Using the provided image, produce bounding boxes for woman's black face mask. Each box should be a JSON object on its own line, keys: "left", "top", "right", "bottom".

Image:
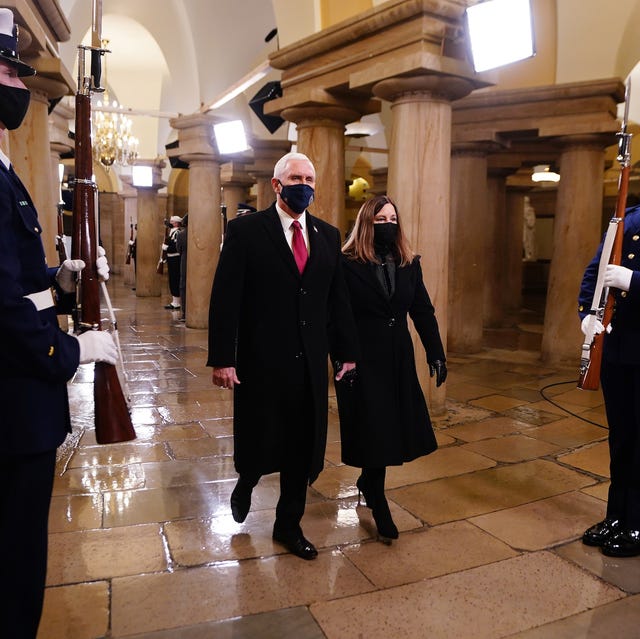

{"left": 373, "top": 222, "right": 398, "bottom": 247}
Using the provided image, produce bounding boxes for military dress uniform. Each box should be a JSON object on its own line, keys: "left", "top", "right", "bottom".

{"left": 579, "top": 204, "right": 640, "bottom": 548}
{"left": 0, "top": 155, "right": 80, "bottom": 637}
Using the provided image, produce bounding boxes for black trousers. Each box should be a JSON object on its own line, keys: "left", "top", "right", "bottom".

{"left": 167, "top": 254, "right": 181, "bottom": 297}
{"left": 601, "top": 359, "right": 640, "bottom": 529}
{"left": 242, "top": 364, "right": 314, "bottom": 536}
{"left": 0, "top": 449, "right": 56, "bottom": 639}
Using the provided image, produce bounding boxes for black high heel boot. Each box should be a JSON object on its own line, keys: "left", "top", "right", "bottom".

{"left": 361, "top": 468, "right": 398, "bottom": 544}
{"left": 356, "top": 474, "right": 375, "bottom": 509}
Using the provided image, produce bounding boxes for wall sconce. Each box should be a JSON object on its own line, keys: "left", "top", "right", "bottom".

{"left": 466, "top": 0, "right": 535, "bottom": 72}
{"left": 531, "top": 164, "right": 560, "bottom": 183}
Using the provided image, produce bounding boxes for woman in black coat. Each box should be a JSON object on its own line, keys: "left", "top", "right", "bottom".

{"left": 336, "top": 195, "right": 447, "bottom": 542}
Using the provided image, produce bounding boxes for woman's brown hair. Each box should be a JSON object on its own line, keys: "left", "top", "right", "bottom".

{"left": 342, "top": 195, "right": 414, "bottom": 266}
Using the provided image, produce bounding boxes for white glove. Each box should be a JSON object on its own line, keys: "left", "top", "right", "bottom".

{"left": 76, "top": 331, "right": 117, "bottom": 365}
{"left": 96, "top": 245, "right": 110, "bottom": 282}
{"left": 55, "top": 259, "right": 85, "bottom": 293}
{"left": 581, "top": 315, "right": 604, "bottom": 336}
{"left": 604, "top": 264, "right": 633, "bottom": 292}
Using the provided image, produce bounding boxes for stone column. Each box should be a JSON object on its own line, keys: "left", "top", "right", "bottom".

{"left": 541, "top": 135, "right": 611, "bottom": 364}
{"left": 249, "top": 138, "right": 291, "bottom": 210}
{"left": 504, "top": 188, "right": 530, "bottom": 315}
{"left": 374, "top": 76, "right": 475, "bottom": 414}
{"left": 281, "top": 105, "right": 360, "bottom": 233}
{"left": 182, "top": 156, "right": 221, "bottom": 328}
{"left": 133, "top": 161, "right": 166, "bottom": 298}
{"left": 11, "top": 89, "right": 57, "bottom": 262}
{"left": 369, "top": 167, "right": 388, "bottom": 196}
{"left": 221, "top": 161, "right": 254, "bottom": 219}
{"left": 170, "top": 113, "right": 222, "bottom": 329}
{"left": 484, "top": 168, "right": 512, "bottom": 328}
{"left": 448, "top": 142, "right": 491, "bottom": 352}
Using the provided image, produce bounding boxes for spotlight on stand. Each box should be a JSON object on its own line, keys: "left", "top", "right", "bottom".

{"left": 165, "top": 139, "right": 189, "bottom": 169}
{"left": 213, "top": 120, "right": 249, "bottom": 155}
{"left": 466, "top": 0, "right": 535, "bottom": 72}
{"left": 249, "top": 81, "right": 285, "bottom": 134}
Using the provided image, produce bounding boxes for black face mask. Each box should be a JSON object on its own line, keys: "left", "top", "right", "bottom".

{"left": 278, "top": 181, "right": 314, "bottom": 214}
{"left": 0, "top": 83, "right": 30, "bottom": 130}
{"left": 373, "top": 222, "right": 398, "bottom": 248}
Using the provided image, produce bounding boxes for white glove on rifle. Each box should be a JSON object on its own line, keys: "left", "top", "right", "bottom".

{"left": 75, "top": 331, "right": 117, "bottom": 365}
{"left": 55, "top": 259, "right": 85, "bottom": 293}
{"left": 604, "top": 264, "right": 633, "bottom": 292}
{"left": 581, "top": 315, "right": 612, "bottom": 336}
{"left": 96, "top": 245, "right": 110, "bottom": 281}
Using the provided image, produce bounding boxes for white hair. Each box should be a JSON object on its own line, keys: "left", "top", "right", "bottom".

{"left": 273, "top": 152, "right": 315, "bottom": 180}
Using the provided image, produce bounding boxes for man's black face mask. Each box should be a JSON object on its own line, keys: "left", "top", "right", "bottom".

{"left": 278, "top": 180, "right": 314, "bottom": 214}
{"left": 0, "top": 83, "right": 30, "bottom": 130}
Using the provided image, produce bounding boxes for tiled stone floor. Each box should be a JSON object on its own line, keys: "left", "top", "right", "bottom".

{"left": 35, "top": 281, "right": 640, "bottom": 638}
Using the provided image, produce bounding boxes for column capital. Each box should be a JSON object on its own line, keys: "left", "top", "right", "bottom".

{"left": 247, "top": 138, "right": 291, "bottom": 178}
{"left": 221, "top": 161, "right": 254, "bottom": 188}
{"left": 374, "top": 75, "right": 476, "bottom": 104}
{"left": 131, "top": 158, "right": 167, "bottom": 193}
{"left": 556, "top": 132, "right": 617, "bottom": 152}
{"left": 169, "top": 113, "right": 222, "bottom": 162}
{"left": 281, "top": 104, "right": 362, "bottom": 130}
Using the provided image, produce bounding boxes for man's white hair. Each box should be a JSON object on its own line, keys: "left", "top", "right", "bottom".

{"left": 273, "top": 152, "right": 315, "bottom": 180}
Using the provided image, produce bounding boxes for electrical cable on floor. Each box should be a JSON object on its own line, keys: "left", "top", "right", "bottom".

{"left": 539, "top": 380, "right": 606, "bottom": 428}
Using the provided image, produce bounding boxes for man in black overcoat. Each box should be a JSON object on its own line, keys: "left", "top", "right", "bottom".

{"left": 0, "top": 9, "right": 117, "bottom": 636}
{"left": 207, "top": 152, "right": 358, "bottom": 559}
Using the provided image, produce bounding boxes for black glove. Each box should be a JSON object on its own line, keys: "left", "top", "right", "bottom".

{"left": 429, "top": 359, "right": 447, "bottom": 387}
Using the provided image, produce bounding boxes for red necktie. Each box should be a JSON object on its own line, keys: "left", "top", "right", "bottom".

{"left": 291, "top": 220, "right": 308, "bottom": 274}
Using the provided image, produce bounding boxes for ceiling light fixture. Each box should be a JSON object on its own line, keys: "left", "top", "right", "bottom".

{"left": 531, "top": 164, "right": 560, "bottom": 183}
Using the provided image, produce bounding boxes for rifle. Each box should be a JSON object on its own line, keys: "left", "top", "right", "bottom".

{"left": 578, "top": 80, "right": 632, "bottom": 391}
{"left": 71, "top": 0, "right": 136, "bottom": 443}
{"left": 157, "top": 220, "right": 170, "bottom": 274}
{"left": 125, "top": 218, "right": 134, "bottom": 265}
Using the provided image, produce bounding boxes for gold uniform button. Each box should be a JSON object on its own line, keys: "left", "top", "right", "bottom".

{"left": 578, "top": 305, "right": 584, "bottom": 312}
{"left": 634, "top": 235, "right": 639, "bottom": 241}
{"left": 621, "top": 291, "right": 628, "bottom": 298}
{"left": 48, "top": 346, "right": 54, "bottom": 357}
{"left": 629, "top": 253, "right": 635, "bottom": 259}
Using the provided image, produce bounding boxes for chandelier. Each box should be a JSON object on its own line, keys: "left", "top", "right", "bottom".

{"left": 93, "top": 96, "right": 139, "bottom": 169}
{"left": 91, "top": 39, "right": 139, "bottom": 170}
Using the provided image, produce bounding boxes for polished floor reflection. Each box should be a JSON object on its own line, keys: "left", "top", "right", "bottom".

{"left": 37, "top": 281, "right": 640, "bottom": 638}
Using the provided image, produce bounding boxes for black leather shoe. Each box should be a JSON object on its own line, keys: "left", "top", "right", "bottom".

{"left": 582, "top": 518, "right": 621, "bottom": 547}
{"left": 602, "top": 529, "right": 640, "bottom": 557}
{"left": 230, "top": 480, "right": 253, "bottom": 523}
{"left": 272, "top": 531, "right": 318, "bottom": 560}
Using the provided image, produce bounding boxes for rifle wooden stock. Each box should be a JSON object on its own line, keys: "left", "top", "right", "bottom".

{"left": 72, "top": 86, "right": 135, "bottom": 444}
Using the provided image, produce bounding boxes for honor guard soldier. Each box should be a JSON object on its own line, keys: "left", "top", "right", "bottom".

{"left": 0, "top": 9, "right": 117, "bottom": 637}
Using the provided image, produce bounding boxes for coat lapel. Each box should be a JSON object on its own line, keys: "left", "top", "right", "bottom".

{"left": 261, "top": 205, "right": 301, "bottom": 278}
{"left": 344, "top": 258, "right": 391, "bottom": 305}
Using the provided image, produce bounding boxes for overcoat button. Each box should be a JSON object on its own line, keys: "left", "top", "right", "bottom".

{"left": 633, "top": 235, "right": 639, "bottom": 241}
{"left": 628, "top": 253, "right": 635, "bottom": 259}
